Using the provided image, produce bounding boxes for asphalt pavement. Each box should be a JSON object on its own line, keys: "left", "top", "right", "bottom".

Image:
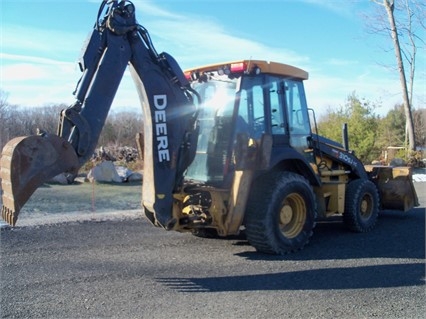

{"left": 0, "top": 181, "right": 425, "bottom": 319}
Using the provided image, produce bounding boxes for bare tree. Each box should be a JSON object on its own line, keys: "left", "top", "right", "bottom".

{"left": 413, "top": 108, "right": 426, "bottom": 147}
{"left": 0, "top": 90, "right": 10, "bottom": 150}
{"left": 370, "top": 0, "right": 424, "bottom": 151}
{"left": 1, "top": 100, "right": 143, "bottom": 151}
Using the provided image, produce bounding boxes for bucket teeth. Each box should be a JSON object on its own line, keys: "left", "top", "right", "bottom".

{"left": 1, "top": 205, "right": 17, "bottom": 226}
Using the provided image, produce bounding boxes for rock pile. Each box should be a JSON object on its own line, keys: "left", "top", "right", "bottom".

{"left": 93, "top": 146, "right": 140, "bottom": 163}
{"left": 50, "top": 146, "right": 143, "bottom": 184}
{"left": 86, "top": 161, "right": 142, "bottom": 183}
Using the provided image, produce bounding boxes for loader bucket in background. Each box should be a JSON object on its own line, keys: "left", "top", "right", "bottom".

{"left": 365, "top": 165, "right": 419, "bottom": 212}
{"left": 1, "top": 134, "right": 79, "bottom": 226}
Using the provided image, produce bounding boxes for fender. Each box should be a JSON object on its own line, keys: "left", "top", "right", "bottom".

{"left": 269, "top": 146, "right": 321, "bottom": 186}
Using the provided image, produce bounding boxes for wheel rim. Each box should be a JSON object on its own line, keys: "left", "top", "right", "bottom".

{"left": 360, "top": 193, "right": 373, "bottom": 220}
{"left": 279, "top": 193, "right": 306, "bottom": 238}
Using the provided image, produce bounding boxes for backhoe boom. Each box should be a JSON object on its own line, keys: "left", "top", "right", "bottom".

{"left": 0, "top": 0, "right": 199, "bottom": 227}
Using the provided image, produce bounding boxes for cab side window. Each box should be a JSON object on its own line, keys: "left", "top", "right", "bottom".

{"left": 238, "top": 76, "right": 266, "bottom": 138}
{"left": 285, "top": 80, "right": 310, "bottom": 135}
{"left": 251, "top": 85, "right": 265, "bottom": 137}
{"left": 269, "top": 80, "right": 285, "bottom": 134}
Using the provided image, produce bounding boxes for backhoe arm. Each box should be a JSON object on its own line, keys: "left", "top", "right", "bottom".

{"left": 1, "top": 0, "right": 199, "bottom": 226}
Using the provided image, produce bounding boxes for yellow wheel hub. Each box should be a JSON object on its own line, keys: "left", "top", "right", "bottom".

{"left": 360, "top": 194, "right": 373, "bottom": 219}
{"left": 280, "top": 205, "right": 293, "bottom": 225}
{"left": 279, "top": 193, "right": 306, "bottom": 238}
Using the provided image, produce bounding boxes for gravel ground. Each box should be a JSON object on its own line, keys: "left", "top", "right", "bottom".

{"left": 1, "top": 191, "right": 424, "bottom": 319}
{"left": 0, "top": 180, "right": 143, "bottom": 228}
{"left": 1, "top": 169, "right": 425, "bottom": 228}
{"left": 0, "top": 173, "right": 425, "bottom": 319}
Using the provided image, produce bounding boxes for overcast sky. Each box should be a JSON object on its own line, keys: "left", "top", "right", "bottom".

{"left": 1, "top": 0, "right": 425, "bottom": 117}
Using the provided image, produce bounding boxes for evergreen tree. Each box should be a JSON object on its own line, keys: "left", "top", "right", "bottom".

{"left": 318, "top": 93, "right": 381, "bottom": 164}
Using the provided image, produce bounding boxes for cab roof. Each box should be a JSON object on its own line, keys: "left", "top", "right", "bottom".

{"left": 185, "top": 60, "right": 308, "bottom": 80}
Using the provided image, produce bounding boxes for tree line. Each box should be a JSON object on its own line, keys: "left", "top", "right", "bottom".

{"left": 0, "top": 92, "right": 143, "bottom": 156}
{"left": 1, "top": 91, "right": 425, "bottom": 166}
{"left": 316, "top": 92, "right": 425, "bottom": 164}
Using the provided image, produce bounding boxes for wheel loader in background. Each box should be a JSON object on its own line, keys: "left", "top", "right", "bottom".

{"left": 0, "top": 0, "right": 419, "bottom": 255}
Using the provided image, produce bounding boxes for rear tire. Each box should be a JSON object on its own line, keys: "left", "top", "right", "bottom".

{"left": 343, "top": 179, "right": 379, "bottom": 232}
{"left": 244, "top": 172, "right": 317, "bottom": 255}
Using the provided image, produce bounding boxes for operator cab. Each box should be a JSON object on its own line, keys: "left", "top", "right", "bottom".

{"left": 184, "top": 60, "right": 311, "bottom": 186}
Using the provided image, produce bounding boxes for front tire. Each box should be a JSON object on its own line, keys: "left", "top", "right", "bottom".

{"left": 343, "top": 179, "right": 379, "bottom": 233}
{"left": 244, "top": 172, "right": 317, "bottom": 255}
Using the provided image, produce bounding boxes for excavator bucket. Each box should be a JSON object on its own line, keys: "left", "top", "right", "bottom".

{"left": 1, "top": 134, "right": 79, "bottom": 226}
{"left": 365, "top": 165, "right": 419, "bottom": 212}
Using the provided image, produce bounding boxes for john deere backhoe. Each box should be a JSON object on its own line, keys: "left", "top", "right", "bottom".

{"left": 1, "top": 0, "right": 418, "bottom": 254}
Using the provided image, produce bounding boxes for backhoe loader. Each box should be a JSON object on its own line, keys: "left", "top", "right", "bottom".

{"left": 1, "top": 0, "right": 418, "bottom": 254}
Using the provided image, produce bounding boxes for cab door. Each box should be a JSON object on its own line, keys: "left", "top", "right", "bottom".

{"left": 283, "top": 79, "right": 312, "bottom": 154}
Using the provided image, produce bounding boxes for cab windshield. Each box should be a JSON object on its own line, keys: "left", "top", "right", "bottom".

{"left": 185, "top": 72, "right": 238, "bottom": 184}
